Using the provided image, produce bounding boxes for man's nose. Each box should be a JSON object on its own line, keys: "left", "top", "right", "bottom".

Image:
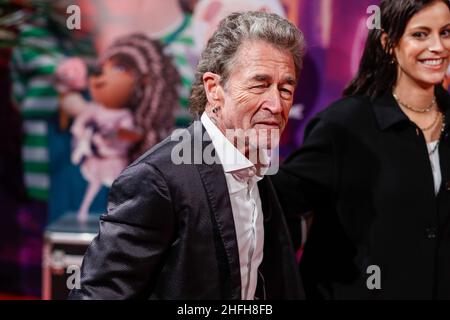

{"left": 264, "top": 86, "right": 283, "bottom": 114}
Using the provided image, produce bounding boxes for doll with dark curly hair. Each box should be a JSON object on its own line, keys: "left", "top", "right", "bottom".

{"left": 56, "top": 34, "right": 180, "bottom": 222}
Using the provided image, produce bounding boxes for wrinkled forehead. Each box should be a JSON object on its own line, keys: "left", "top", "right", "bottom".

{"left": 228, "top": 40, "right": 296, "bottom": 79}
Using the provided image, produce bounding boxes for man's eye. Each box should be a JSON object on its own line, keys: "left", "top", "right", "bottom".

{"left": 280, "top": 91, "right": 293, "bottom": 100}
{"left": 280, "top": 88, "right": 292, "bottom": 96}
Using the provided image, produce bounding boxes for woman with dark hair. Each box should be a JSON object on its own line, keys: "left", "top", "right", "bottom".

{"left": 272, "top": 0, "right": 450, "bottom": 299}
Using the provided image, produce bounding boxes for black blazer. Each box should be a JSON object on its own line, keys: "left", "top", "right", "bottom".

{"left": 272, "top": 86, "right": 450, "bottom": 299}
{"left": 69, "top": 124, "right": 304, "bottom": 300}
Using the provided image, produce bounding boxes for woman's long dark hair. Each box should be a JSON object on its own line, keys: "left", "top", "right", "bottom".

{"left": 344, "top": 0, "right": 450, "bottom": 99}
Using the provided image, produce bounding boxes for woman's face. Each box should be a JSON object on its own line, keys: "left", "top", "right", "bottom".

{"left": 394, "top": 1, "right": 450, "bottom": 88}
{"left": 89, "top": 58, "right": 136, "bottom": 109}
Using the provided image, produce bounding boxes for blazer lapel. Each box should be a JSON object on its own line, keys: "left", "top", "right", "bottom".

{"left": 436, "top": 86, "right": 450, "bottom": 228}
{"left": 258, "top": 177, "right": 305, "bottom": 299}
{"left": 195, "top": 125, "right": 241, "bottom": 299}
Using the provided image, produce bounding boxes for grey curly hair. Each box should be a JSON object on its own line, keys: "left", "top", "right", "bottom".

{"left": 189, "top": 11, "right": 306, "bottom": 116}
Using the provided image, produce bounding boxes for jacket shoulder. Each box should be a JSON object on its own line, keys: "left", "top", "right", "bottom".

{"left": 315, "top": 95, "right": 373, "bottom": 126}
{"left": 130, "top": 125, "right": 199, "bottom": 171}
{"left": 117, "top": 124, "right": 204, "bottom": 195}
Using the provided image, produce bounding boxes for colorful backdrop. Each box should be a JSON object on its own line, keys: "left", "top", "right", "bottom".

{"left": 0, "top": 0, "right": 383, "bottom": 297}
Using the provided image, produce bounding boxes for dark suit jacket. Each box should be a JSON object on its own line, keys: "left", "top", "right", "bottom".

{"left": 69, "top": 124, "right": 304, "bottom": 300}
{"left": 272, "top": 86, "right": 450, "bottom": 299}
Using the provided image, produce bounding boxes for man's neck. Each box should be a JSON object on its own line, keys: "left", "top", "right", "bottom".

{"left": 202, "top": 112, "right": 271, "bottom": 172}
{"left": 214, "top": 123, "right": 270, "bottom": 170}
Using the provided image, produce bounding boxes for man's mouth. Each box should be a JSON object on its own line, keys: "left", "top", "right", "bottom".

{"left": 255, "top": 120, "right": 280, "bottom": 127}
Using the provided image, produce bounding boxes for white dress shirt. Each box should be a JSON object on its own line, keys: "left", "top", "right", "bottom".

{"left": 201, "top": 113, "right": 268, "bottom": 300}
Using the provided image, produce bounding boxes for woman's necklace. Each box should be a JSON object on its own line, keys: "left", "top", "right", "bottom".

{"left": 393, "top": 93, "right": 436, "bottom": 113}
{"left": 393, "top": 92, "right": 441, "bottom": 131}
{"left": 420, "top": 111, "right": 441, "bottom": 132}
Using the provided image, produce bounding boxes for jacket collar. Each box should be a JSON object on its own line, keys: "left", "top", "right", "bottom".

{"left": 371, "top": 85, "right": 450, "bottom": 131}
{"left": 200, "top": 112, "right": 254, "bottom": 173}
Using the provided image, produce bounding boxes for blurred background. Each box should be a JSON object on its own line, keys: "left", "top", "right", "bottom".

{"left": 2, "top": 0, "right": 444, "bottom": 299}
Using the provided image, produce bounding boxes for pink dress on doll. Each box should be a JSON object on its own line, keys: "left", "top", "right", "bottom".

{"left": 71, "top": 102, "right": 135, "bottom": 187}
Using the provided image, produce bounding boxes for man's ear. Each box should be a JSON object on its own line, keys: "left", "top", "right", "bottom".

{"left": 203, "top": 72, "right": 223, "bottom": 109}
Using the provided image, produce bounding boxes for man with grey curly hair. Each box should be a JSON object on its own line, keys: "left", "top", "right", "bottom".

{"left": 70, "top": 11, "right": 305, "bottom": 300}
{"left": 190, "top": 11, "right": 305, "bottom": 116}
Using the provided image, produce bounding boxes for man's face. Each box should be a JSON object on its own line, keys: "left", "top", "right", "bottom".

{"left": 214, "top": 40, "right": 296, "bottom": 150}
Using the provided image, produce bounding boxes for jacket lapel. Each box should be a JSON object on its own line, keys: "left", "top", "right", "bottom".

{"left": 436, "top": 85, "right": 450, "bottom": 187}
{"left": 436, "top": 86, "right": 450, "bottom": 228}
{"left": 194, "top": 125, "right": 241, "bottom": 299}
{"left": 258, "top": 177, "right": 305, "bottom": 299}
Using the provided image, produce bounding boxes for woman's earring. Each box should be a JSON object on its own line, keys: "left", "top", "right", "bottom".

{"left": 390, "top": 55, "right": 396, "bottom": 65}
